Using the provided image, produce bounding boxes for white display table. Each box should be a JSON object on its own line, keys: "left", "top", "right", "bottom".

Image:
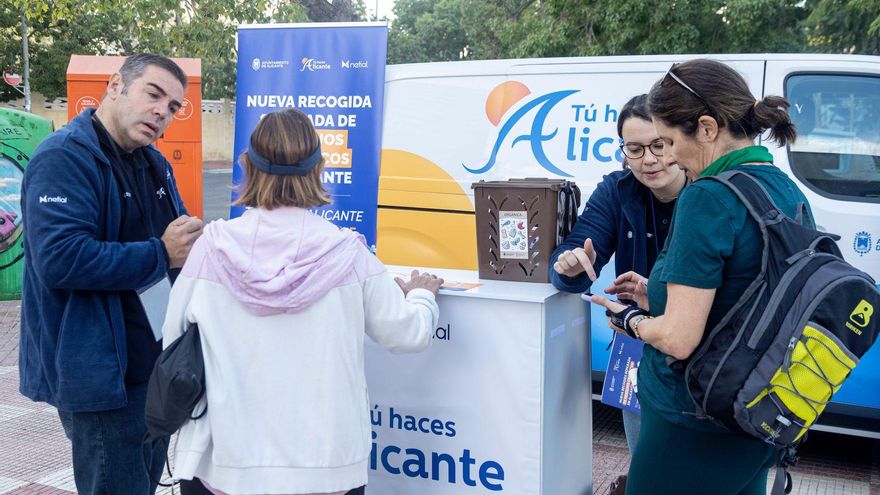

{"left": 364, "top": 266, "right": 591, "bottom": 495}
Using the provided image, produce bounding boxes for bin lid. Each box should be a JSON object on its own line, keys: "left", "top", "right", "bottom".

{"left": 471, "top": 178, "right": 567, "bottom": 190}
{"left": 66, "top": 55, "right": 201, "bottom": 83}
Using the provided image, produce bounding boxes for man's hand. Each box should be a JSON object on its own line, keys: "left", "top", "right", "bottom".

{"left": 161, "top": 215, "right": 203, "bottom": 268}
{"left": 395, "top": 269, "right": 444, "bottom": 296}
{"left": 553, "top": 238, "right": 598, "bottom": 280}
{"left": 605, "top": 271, "right": 650, "bottom": 310}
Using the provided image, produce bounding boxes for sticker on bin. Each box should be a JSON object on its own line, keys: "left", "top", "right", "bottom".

{"left": 500, "top": 211, "right": 529, "bottom": 259}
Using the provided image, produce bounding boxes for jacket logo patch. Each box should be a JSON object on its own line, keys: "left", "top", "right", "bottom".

{"left": 156, "top": 187, "right": 166, "bottom": 199}
{"left": 39, "top": 195, "right": 67, "bottom": 204}
{"left": 124, "top": 191, "right": 132, "bottom": 198}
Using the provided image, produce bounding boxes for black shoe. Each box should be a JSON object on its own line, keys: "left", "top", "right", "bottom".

{"left": 609, "top": 474, "right": 627, "bottom": 495}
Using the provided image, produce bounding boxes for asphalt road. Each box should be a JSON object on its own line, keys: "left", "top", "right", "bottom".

{"left": 202, "top": 168, "right": 233, "bottom": 223}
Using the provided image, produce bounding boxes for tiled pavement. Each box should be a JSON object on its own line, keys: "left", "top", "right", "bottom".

{"left": 0, "top": 301, "right": 176, "bottom": 495}
{"left": 2, "top": 299, "right": 879, "bottom": 494}
{"left": 592, "top": 400, "right": 880, "bottom": 494}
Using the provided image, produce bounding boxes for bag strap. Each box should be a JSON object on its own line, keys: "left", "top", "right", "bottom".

{"left": 794, "top": 202, "right": 815, "bottom": 230}
{"left": 770, "top": 446, "right": 799, "bottom": 495}
{"left": 559, "top": 181, "right": 580, "bottom": 240}
{"left": 770, "top": 464, "right": 792, "bottom": 495}
{"left": 565, "top": 181, "right": 578, "bottom": 237}
{"left": 699, "top": 170, "right": 783, "bottom": 228}
{"left": 143, "top": 434, "right": 178, "bottom": 488}
{"left": 704, "top": 170, "right": 820, "bottom": 232}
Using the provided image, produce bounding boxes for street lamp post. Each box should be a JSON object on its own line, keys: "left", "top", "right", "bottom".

{"left": 21, "top": 14, "right": 31, "bottom": 113}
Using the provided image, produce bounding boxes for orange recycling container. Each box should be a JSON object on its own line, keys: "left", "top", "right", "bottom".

{"left": 66, "top": 55, "right": 203, "bottom": 218}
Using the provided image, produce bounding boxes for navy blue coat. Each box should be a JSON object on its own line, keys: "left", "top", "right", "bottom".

{"left": 19, "top": 109, "right": 187, "bottom": 412}
{"left": 550, "top": 170, "right": 662, "bottom": 293}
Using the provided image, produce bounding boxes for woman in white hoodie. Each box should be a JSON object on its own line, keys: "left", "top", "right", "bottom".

{"left": 162, "top": 108, "right": 442, "bottom": 495}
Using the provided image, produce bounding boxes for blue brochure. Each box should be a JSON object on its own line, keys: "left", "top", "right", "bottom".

{"left": 601, "top": 333, "right": 644, "bottom": 414}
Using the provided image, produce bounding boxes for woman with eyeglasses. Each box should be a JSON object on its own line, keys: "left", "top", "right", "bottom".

{"left": 550, "top": 94, "right": 686, "bottom": 487}
{"left": 590, "top": 59, "right": 804, "bottom": 494}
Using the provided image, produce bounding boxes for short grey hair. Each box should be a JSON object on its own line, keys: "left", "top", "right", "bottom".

{"left": 119, "top": 53, "right": 187, "bottom": 93}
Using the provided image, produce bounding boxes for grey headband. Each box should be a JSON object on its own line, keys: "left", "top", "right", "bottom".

{"left": 247, "top": 145, "right": 323, "bottom": 176}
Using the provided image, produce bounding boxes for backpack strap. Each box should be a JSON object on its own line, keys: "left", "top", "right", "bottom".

{"left": 700, "top": 170, "right": 785, "bottom": 228}
{"left": 770, "top": 446, "right": 799, "bottom": 495}
{"left": 794, "top": 202, "right": 815, "bottom": 230}
{"left": 770, "top": 464, "right": 793, "bottom": 495}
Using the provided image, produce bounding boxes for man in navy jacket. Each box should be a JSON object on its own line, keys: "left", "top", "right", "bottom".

{"left": 19, "top": 54, "right": 203, "bottom": 495}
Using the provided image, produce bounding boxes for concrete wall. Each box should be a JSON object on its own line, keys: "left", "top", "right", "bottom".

{"left": 200, "top": 99, "right": 235, "bottom": 162}
{"left": 2, "top": 94, "right": 236, "bottom": 162}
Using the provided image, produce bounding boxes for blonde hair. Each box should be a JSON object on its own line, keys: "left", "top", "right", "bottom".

{"left": 234, "top": 109, "right": 331, "bottom": 210}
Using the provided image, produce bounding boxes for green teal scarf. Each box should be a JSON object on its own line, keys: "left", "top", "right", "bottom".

{"left": 699, "top": 145, "right": 773, "bottom": 178}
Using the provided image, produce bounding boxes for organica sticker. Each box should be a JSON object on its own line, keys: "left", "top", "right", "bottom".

{"left": 499, "top": 211, "right": 528, "bottom": 259}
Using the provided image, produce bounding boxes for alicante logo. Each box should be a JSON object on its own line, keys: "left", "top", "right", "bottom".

{"left": 854, "top": 231, "right": 872, "bottom": 256}
{"left": 464, "top": 81, "right": 578, "bottom": 177}
{"left": 846, "top": 299, "right": 874, "bottom": 335}
{"left": 300, "top": 57, "right": 331, "bottom": 72}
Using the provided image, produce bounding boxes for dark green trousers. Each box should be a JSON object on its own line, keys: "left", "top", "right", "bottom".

{"left": 626, "top": 403, "right": 777, "bottom": 495}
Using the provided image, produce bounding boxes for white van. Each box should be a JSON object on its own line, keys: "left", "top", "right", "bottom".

{"left": 376, "top": 53, "right": 880, "bottom": 435}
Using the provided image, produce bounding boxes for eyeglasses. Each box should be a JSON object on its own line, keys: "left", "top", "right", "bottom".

{"left": 664, "top": 63, "right": 712, "bottom": 113}
{"left": 619, "top": 140, "right": 665, "bottom": 159}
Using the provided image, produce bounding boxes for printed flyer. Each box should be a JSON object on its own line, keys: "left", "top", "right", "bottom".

{"left": 601, "top": 333, "right": 643, "bottom": 414}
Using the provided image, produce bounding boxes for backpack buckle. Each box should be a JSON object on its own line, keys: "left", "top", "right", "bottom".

{"left": 780, "top": 446, "right": 800, "bottom": 468}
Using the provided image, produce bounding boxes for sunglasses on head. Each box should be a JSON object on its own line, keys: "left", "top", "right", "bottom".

{"left": 664, "top": 63, "right": 712, "bottom": 114}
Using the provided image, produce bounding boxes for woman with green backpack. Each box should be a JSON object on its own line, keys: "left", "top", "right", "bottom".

{"left": 591, "top": 58, "right": 807, "bottom": 494}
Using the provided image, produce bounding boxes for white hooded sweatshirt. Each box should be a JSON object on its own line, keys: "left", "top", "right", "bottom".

{"left": 162, "top": 207, "right": 439, "bottom": 495}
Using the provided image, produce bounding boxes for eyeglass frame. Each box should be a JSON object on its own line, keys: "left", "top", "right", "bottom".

{"left": 663, "top": 63, "right": 713, "bottom": 114}
{"left": 618, "top": 140, "right": 665, "bottom": 160}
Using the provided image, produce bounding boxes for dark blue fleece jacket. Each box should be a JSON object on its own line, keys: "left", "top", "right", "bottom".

{"left": 19, "top": 109, "right": 186, "bottom": 412}
{"left": 550, "top": 169, "right": 661, "bottom": 293}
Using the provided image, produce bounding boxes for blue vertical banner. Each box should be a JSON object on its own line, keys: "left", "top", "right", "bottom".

{"left": 232, "top": 22, "right": 388, "bottom": 249}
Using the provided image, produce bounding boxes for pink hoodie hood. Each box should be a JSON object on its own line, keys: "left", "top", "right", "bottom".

{"left": 184, "top": 207, "right": 385, "bottom": 316}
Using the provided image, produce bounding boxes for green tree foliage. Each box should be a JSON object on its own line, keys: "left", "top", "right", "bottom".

{"left": 2, "top": 0, "right": 366, "bottom": 101}
{"left": 0, "top": 4, "right": 24, "bottom": 102}
{"left": 721, "top": 0, "right": 810, "bottom": 53}
{"left": 2, "top": 0, "right": 878, "bottom": 102}
{"left": 807, "top": 0, "right": 880, "bottom": 54}
{"left": 388, "top": 0, "right": 878, "bottom": 64}
{"left": 299, "top": 0, "right": 366, "bottom": 22}
{"left": 388, "top": 0, "right": 548, "bottom": 63}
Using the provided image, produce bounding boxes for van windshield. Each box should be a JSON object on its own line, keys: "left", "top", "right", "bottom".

{"left": 786, "top": 74, "right": 880, "bottom": 203}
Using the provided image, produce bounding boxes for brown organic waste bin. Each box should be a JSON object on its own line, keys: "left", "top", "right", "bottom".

{"left": 472, "top": 178, "right": 580, "bottom": 282}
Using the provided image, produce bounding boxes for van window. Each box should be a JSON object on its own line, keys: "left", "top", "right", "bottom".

{"left": 786, "top": 74, "right": 880, "bottom": 203}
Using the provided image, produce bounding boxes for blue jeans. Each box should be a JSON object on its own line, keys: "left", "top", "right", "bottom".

{"left": 58, "top": 382, "right": 168, "bottom": 495}
{"left": 622, "top": 409, "right": 641, "bottom": 454}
